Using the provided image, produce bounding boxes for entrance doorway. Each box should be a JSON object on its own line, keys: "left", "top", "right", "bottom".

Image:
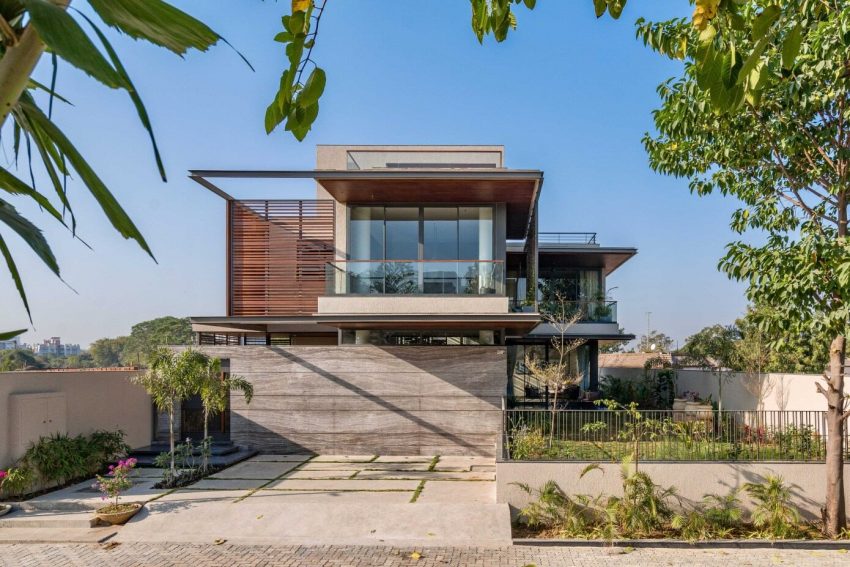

{"left": 181, "top": 394, "right": 230, "bottom": 443}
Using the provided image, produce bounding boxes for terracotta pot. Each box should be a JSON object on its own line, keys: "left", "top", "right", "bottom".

{"left": 0, "top": 504, "right": 12, "bottom": 517}
{"left": 672, "top": 398, "right": 687, "bottom": 412}
{"left": 94, "top": 502, "right": 142, "bottom": 525}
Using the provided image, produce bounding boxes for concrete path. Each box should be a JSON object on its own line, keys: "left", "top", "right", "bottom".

{"left": 3, "top": 542, "right": 849, "bottom": 567}
{"left": 116, "top": 454, "right": 511, "bottom": 547}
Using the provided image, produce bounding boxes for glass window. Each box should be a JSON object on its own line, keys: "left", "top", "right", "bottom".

{"left": 385, "top": 207, "right": 419, "bottom": 260}
{"left": 424, "top": 207, "right": 458, "bottom": 260}
{"left": 459, "top": 207, "right": 493, "bottom": 260}
{"left": 350, "top": 207, "right": 384, "bottom": 261}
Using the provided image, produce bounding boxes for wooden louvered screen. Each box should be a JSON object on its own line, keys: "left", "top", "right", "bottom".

{"left": 229, "top": 200, "right": 335, "bottom": 316}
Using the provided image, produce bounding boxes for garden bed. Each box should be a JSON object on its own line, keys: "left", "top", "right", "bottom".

{"left": 152, "top": 465, "right": 225, "bottom": 490}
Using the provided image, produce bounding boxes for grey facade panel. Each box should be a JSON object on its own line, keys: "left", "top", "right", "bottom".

{"left": 193, "top": 345, "right": 505, "bottom": 456}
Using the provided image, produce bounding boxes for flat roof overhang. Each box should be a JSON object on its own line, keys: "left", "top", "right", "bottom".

{"left": 537, "top": 247, "right": 637, "bottom": 276}
{"left": 191, "top": 313, "right": 542, "bottom": 335}
{"left": 188, "top": 169, "right": 543, "bottom": 240}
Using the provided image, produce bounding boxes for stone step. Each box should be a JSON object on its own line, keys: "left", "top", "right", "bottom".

{"left": 0, "top": 509, "right": 98, "bottom": 529}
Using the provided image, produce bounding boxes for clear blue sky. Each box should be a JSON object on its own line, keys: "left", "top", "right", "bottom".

{"left": 2, "top": 1, "right": 747, "bottom": 348}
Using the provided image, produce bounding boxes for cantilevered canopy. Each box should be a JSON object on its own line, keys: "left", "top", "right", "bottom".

{"left": 191, "top": 313, "right": 541, "bottom": 336}
{"left": 189, "top": 169, "right": 543, "bottom": 240}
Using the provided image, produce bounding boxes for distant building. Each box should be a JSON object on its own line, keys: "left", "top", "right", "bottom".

{"left": 34, "top": 337, "right": 81, "bottom": 357}
{"left": 0, "top": 338, "right": 20, "bottom": 350}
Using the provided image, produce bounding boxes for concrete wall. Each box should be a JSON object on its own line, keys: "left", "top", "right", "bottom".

{"left": 193, "top": 345, "right": 506, "bottom": 456}
{"left": 497, "top": 460, "right": 848, "bottom": 519}
{"left": 599, "top": 367, "right": 825, "bottom": 411}
{"left": 0, "top": 369, "right": 151, "bottom": 468}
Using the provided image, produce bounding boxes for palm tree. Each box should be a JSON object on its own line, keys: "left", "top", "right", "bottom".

{"left": 196, "top": 357, "right": 253, "bottom": 471}
{"left": 131, "top": 347, "right": 206, "bottom": 477}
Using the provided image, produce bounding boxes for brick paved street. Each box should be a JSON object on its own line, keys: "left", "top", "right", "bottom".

{"left": 2, "top": 542, "right": 849, "bottom": 566}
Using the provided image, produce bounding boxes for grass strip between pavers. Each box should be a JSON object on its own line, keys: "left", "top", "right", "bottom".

{"left": 427, "top": 455, "right": 440, "bottom": 472}
{"left": 409, "top": 481, "right": 426, "bottom": 503}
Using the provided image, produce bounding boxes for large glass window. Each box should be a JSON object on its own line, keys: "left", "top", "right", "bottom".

{"left": 349, "top": 207, "right": 384, "bottom": 260}
{"left": 385, "top": 207, "right": 419, "bottom": 260}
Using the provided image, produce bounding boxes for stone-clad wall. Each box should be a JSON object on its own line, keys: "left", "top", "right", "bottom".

{"left": 193, "top": 346, "right": 506, "bottom": 456}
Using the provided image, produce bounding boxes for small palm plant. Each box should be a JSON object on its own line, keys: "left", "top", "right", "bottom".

{"left": 745, "top": 475, "right": 802, "bottom": 539}
{"left": 132, "top": 348, "right": 207, "bottom": 478}
{"left": 197, "top": 357, "right": 253, "bottom": 471}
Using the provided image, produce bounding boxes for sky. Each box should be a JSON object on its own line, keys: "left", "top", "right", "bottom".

{"left": 1, "top": 1, "right": 749, "bottom": 349}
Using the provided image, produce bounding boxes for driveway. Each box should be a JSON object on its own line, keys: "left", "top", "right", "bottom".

{"left": 115, "top": 454, "right": 511, "bottom": 547}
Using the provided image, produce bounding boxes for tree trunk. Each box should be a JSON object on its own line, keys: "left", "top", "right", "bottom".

{"left": 824, "top": 335, "right": 847, "bottom": 536}
{"left": 0, "top": 1, "right": 71, "bottom": 128}
{"left": 168, "top": 400, "right": 176, "bottom": 477}
{"left": 202, "top": 406, "right": 209, "bottom": 472}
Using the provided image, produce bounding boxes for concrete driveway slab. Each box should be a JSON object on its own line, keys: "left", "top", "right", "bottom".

{"left": 415, "top": 480, "right": 496, "bottom": 504}
{"left": 249, "top": 454, "right": 313, "bottom": 462}
{"left": 186, "top": 478, "right": 268, "bottom": 491}
{"left": 373, "top": 455, "right": 434, "bottom": 463}
{"left": 433, "top": 456, "right": 495, "bottom": 472}
{"left": 264, "top": 479, "right": 420, "bottom": 491}
{"left": 311, "top": 455, "right": 376, "bottom": 463}
{"left": 283, "top": 469, "right": 358, "bottom": 480}
{"left": 298, "top": 462, "right": 366, "bottom": 471}
{"left": 249, "top": 490, "right": 414, "bottom": 504}
{"left": 209, "top": 461, "right": 301, "bottom": 480}
{"left": 354, "top": 470, "right": 495, "bottom": 481}
{"left": 155, "top": 489, "right": 251, "bottom": 503}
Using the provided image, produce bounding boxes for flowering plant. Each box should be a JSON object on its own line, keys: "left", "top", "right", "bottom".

{"left": 0, "top": 467, "right": 33, "bottom": 499}
{"left": 93, "top": 458, "right": 137, "bottom": 507}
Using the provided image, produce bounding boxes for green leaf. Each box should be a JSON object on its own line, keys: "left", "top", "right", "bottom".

{"left": 77, "top": 11, "right": 166, "bottom": 182}
{"left": 298, "top": 68, "right": 326, "bottom": 107}
{"left": 737, "top": 35, "right": 770, "bottom": 86}
{"left": 0, "top": 197, "right": 59, "bottom": 277}
{"left": 782, "top": 24, "right": 802, "bottom": 70}
{"left": 0, "top": 166, "right": 64, "bottom": 223}
{"left": 17, "top": 95, "right": 154, "bottom": 260}
{"left": 0, "top": 329, "right": 26, "bottom": 341}
{"left": 523, "top": 0, "right": 536, "bottom": 8}
{"left": 21, "top": 0, "right": 125, "bottom": 89}
{"left": 0, "top": 234, "right": 32, "bottom": 322}
{"left": 593, "top": 0, "right": 607, "bottom": 18}
{"left": 607, "top": 0, "right": 625, "bottom": 19}
{"left": 752, "top": 5, "right": 780, "bottom": 42}
{"left": 87, "top": 0, "right": 218, "bottom": 55}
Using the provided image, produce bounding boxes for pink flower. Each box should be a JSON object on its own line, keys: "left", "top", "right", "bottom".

{"left": 0, "top": 470, "right": 7, "bottom": 480}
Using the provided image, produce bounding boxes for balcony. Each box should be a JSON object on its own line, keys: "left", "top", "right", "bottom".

{"left": 538, "top": 232, "right": 597, "bottom": 245}
{"left": 325, "top": 260, "right": 505, "bottom": 296}
{"left": 537, "top": 299, "right": 618, "bottom": 323}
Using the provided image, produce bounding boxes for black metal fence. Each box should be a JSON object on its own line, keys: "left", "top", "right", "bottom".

{"left": 502, "top": 409, "right": 845, "bottom": 462}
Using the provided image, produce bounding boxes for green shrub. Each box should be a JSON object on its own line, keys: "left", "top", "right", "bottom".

{"left": 672, "top": 490, "right": 742, "bottom": 541}
{"left": 510, "top": 427, "right": 548, "bottom": 460}
{"left": 745, "top": 475, "right": 803, "bottom": 539}
{"left": 0, "top": 466, "right": 34, "bottom": 499}
{"left": 21, "top": 430, "right": 129, "bottom": 486}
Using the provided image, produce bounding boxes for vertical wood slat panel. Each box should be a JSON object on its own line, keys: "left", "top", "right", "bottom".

{"left": 230, "top": 200, "right": 335, "bottom": 316}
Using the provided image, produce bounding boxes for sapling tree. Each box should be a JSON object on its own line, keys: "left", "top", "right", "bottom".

{"left": 131, "top": 347, "right": 206, "bottom": 478}
{"left": 524, "top": 295, "right": 585, "bottom": 446}
{"left": 641, "top": 3, "right": 850, "bottom": 535}
{"left": 196, "top": 356, "right": 253, "bottom": 471}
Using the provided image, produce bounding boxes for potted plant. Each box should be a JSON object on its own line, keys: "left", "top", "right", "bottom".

{"left": 92, "top": 458, "right": 142, "bottom": 525}
{"left": 0, "top": 466, "right": 33, "bottom": 515}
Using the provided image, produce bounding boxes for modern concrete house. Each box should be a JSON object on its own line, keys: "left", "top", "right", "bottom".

{"left": 188, "top": 145, "right": 635, "bottom": 456}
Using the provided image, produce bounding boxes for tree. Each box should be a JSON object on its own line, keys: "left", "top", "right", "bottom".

{"left": 600, "top": 329, "right": 630, "bottom": 353}
{"left": 524, "top": 295, "right": 585, "bottom": 446}
{"left": 131, "top": 347, "right": 206, "bottom": 477}
{"left": 0, "top": 348, "right": 44, "bottom": 371}
{"left": 635, "top": 331, "right": 675, "bottom": 354}
{"left": 121, "top": 316, "right": 192, "bottom": 366}
{"left": 89, "top": 336, "right": 130, "bottom": 367}
{"left": 681, "top": 324, "right": 741, "bottom": 411}
{"left": 196, "top": 356, "right": 253, "bottom": 471}
{"left": 641, "top": 3, "right": 850, "bottom": 535}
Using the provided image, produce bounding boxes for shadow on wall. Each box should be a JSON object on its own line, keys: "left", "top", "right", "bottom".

{"left": 195, "top": 345, "right": 506, "bottom": 457}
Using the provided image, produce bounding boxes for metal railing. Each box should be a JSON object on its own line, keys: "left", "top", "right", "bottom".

{"left": 325, "top": 260, "right": 505, "bottom": 296}
{"left": 538, "top": 232, "right": 598, "bottom": 245}
{"left": 538, "top": 299, "right": 617, "bottom": 323}
{"left": 503, "top": 409, "right": 843, "bottom": 462}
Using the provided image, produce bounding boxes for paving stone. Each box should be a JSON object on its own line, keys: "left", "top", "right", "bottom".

{"left": 354, "top": 470, "right": 495, "bottom": 481}
{"left": 282, "top": 469, "right": 358, "bottom": 480}
{"left": 263, "top": 479, "right": 420, "bottom": 491}
{"left": 311, "top": 455, "right": 377, "bottom": 463}
{"left": 415, "top": 480, "right": 496, "bottom": 504}
{"left": 249, "top": 454, "right": 313, "bottom": 462}
{"left": 185, "top": 478, "right": 268, "bottom": 490}
{"left": 248, "top": 490, "right": 414, "bottom": 504}
{"left": 209, "top": 461, "right": 301, "bottom": 480}
{"left": 298, "top": 462, "right": 366, "bottom": 471}
{"left": 373, "top": 455, "right": 435, "bottom": 463}
{"left": 360, "top": 462, "right": 433, "bottom": 472}
{"left": 432, "top": 456, "right": 495, "bottom": 472}
{"left": 154, "top": 489, "right": 251, "bottom": 503}
{"left": 1, "top": 543, "right": 845, "bottom": 566}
